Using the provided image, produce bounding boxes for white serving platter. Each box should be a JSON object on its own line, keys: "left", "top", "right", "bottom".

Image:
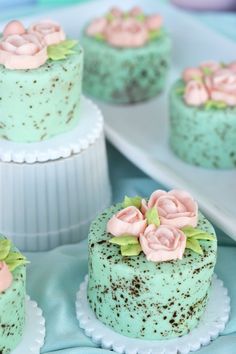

{"left": 1, "top": 0, "right": 236, "bottom": 240}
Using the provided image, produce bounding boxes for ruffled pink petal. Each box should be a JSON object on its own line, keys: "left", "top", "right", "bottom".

{"left": 3, "top": 20, "right": 25, "bottom": 37}
{"left": 211, "top": 90, "right": 236, "bottom": 106}
{"left": 182, "top": 67, "right": 203, "bottom": 82}
{"left": 145, "top": 15, "right": 163, "bottom": 31}
{"left": 0, "top": 46, "right": 48, "bottom": 70}
{"left": 0, "top": 261, "right": 13, "bottom": 293}
{"left": 15, "top": 42, "right": 38, "bottom": 55}
{"left": 107, "top": 215, "right": 147, "bottom": 236}
{"left": 129, "top": 6, "right": 143, "bottom": 16}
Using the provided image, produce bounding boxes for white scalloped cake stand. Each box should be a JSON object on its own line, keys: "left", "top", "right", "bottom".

{"left": 13, "top": 295, "right": 45, "bottom": 354}
{"left": 76, "top": 275, "right": 230, "bottom": 354}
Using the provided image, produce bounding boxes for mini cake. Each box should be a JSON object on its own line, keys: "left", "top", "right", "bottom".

{"left": 87, "top": 189, "right": 217, "bottom": 340}
{"left": 81, "top": 6, "right": 171, "bottom": 104}
{"left": 169, "top": 61, "right": 236, "bottom": 169}
{"left": 0, "top": 236, "right": 28, "bottom": 353}
{"left": 0, "top": 19, "right": 83, "bottom": 143}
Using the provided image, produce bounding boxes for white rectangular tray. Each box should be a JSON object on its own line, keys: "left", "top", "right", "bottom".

{"left": 4, "top": 0, "right": 236, "bottom": 240}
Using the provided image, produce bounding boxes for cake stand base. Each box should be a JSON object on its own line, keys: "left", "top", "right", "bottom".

{"left": 13, "top": 295, "right": 45, "bottom": 354}
{"left": 76, "top": 274, "right": 230, "bottom": 354}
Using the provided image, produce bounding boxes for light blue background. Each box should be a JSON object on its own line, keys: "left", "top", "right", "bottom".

{"left": 0, "top": 1, "right": 236, "bottom": 353}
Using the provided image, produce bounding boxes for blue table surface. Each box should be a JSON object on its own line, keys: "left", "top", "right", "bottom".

{"left": 1, "top": 1, "right": 236, "bottom": 353}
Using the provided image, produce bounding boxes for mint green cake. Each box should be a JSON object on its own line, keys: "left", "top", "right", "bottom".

{"left": 87, "top": 190, "right": 217, "bottom": 340}
{"left": 0, "top": 237, "right": 27, "bottom": 353}
{"left": 169, "top": 61, "right": 236, "bottom": 169}
{"left": 81, "top": 7, "right": 171, "bottom": 104}
{"left": 0, "top": 20, "right": 83, "bottom": 143}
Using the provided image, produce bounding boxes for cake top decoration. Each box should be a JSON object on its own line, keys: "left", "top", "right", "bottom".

{"left": 178, "top": 60, "right": 236, "bottom": 108}
{"left": 107, "top": 189, "right": 215, "bottom": 262}
{"left": 86, "top": 6, "right": 164, "bottom": 48}
{"left": 0, "top": 19, "right": 77, "bottom": 70}
{"left": 0, "top": 238, "right": 28, "bottom": 293}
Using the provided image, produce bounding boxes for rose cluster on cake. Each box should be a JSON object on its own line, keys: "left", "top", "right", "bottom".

{"left": 86, "top": 6, "right": 163, "bottom": 48}
{"left": 0, "top": 19, "right": 77, "bottom": 69}
{"left": 107, "top": 189, "right": 214, "bottom": 262}
{"left": 181, "top": 60, "right": 236, "bottom": 108}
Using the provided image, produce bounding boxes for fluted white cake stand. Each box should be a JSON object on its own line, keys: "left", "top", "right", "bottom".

{"left": 0, "top": 97, "right": 111, "bottom": 251}
{"left": 76, "top": 274, "right": 230, "bottom": 354}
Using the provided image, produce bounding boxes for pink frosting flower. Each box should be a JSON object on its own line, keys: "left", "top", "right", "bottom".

{"left": 142, "top": 189, "right": 198, "bottom": 228}
{"left": 145, "top": 14, "right": 163, "bottom": 31}
{"left": 3, "top": 20, "right": 25, "bottom": 38}
{"left": 109, "top": 7, "right": 123, "bottom": 18}
{"left": 182, "top": 67, "right": 203, "bottom": 82}
{"left": 0, "top": 33, "right": 47, "bottom": 69}
{"left": 105, "top": 18, "right": 148, "bottom": 48}
{"left": 140, "top": 224, "right": 186, "bottom": 262}
{"left": 184, "top": 80, "right": 209, "bottom": 106}
{"left": 129, "top": 6, "right": 143, "bottom": 16}
{"left": 200, "top": 60, "right": 221, "bottom": 74}
{"left": 205, "top": 68, "right": 236, "bottom": 106}
{"left": 107, "top": 206, "right": 147, "bottom": 237}
{"left": 0, "top": 261, "right": 13, "bottom": 293}
{"left": 229, "top": 61, "right": 236, "bottom": 73}
{"left": 86, "top": 18, "right": 107, "bottom": 36}
{"left": 28, "top": 20, "right": 65, "bottom": 46}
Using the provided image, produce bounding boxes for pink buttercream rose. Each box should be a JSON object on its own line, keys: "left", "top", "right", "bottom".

{"left": 105, "top": 18, "right": 148, "bottom": 48}
{"left": 0, "top": 261, "right": 13, "bottom": 293}
{"left": 3, "top": 20, "right": 25, "bottom": 37}
{"left": 107, "top": 206, "right": 147, "bottom": 237}
{"left": 140, "top": 224, "right": 186, "bottom": 262}
{"left": 200, "top": 60, "right": 221, "bottom": 74}
{"left": 86, "top": 18, "right": 107, "bottom": 36}
{"left": 182, "top": 67, "right": 203, "bottom": 82}
{"left": 129, "top": 6, "right": 143, "bottom": 17}
{"left": 184, "top": 80, "right": 209, "bottom": 106}
{"left": 205, "top": 68, "right": 236, "bottom": 106}
{"left": 229, "top": 61, "right": 236, "bottom": 73}
{"left": 0, "top": 33, "right": 47, "bottom": 69}
{"left": 109, "top": 7, "right": 123, "bottom": 18}
{"left": 142, "top": 189, "right": 198, "bottom": 228}
{"left": 145, "top": 14, "right": 163, "bottom": 31}
{"left": 28, "top": 20, "right": 65, "bottom": 46}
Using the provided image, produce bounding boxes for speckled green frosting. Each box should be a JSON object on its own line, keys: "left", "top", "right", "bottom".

{"left": 0, "top": 238, "right": 26, "bottom": 353}
{"left": 0, "top": 44, "right": 83, "bottom": 143}
{"left": 169, "top": 80, "right": 236, "bottom": 169}
{"left": 81, "top": 31, "right": 171, "bottom": 104}
{"left": 87, "top": 204, "right": 217, "bottom": 340}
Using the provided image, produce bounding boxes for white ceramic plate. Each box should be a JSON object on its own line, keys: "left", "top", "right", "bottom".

{"left": 1, "top": 0, "right": 236, "bottom": 239}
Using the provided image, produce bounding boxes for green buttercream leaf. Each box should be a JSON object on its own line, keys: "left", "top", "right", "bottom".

{"left": 47, "top": 40, "right": 78, "bottom": 61}
{"left": 5, "top": 252, "right": 29, "bottom": 272}
{"left": 135, "top": 14, "right": 146, "bottom": 22}
{"left": 106, "top": 13, "right": 115, "bottom": 22}
{"left": 123, "top": 195, "right": 142, "bottom": 209}
{"left": 109, "top": 235, "right": 139, "bottom": 246}
{"left": 121, "top": 243, "right": 142, "bottom": 256}
{"left": 176, "top": 86, "right": 185, "bottom": 95}
{"left": 182, "top": 226, "right": 215, "bottom": 241}
{"left": 205, "top": 100, "right": 227, "bottom": 110}
{"left": 186, "top": 238, "right": 203, "bottom": 255}
{"left": 0, "top": 239, "right": 11, "bottom": 260}
{"left": 149, "top": 29, "right": 162, "bottom": 41}
{"left": 93, "top": 33, "right": 105, "bottom": 41}
{"left": 202, "top": 67, "right": 212, "bottom": 76}
{"left": 146, "top": 207, "right": 160, "bottom": 226}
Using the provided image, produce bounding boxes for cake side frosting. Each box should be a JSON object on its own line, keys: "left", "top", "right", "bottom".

{"left": 0, "top": 20, "right": 83, "bottom": 143}
{"left": 87, "top": 190, "right": 217, "bottom": 340}
{"left": 0, "top": 237, "right": 27, "bottom": 353}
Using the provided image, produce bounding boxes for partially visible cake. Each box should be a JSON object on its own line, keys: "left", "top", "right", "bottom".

{"left": 87, "top": 189, "right": 217, "bottom": 340}
{"left": 0, "top": 19, "right": 83, "bottom": 143}
{"left": 81, "top": 6, "right": 171, "bottom": 104}
{"left": 0, "top": 236, "right": 28, "bottom": 353}
{"left": 169, "top": 61, "right": 236, "bottom": 169}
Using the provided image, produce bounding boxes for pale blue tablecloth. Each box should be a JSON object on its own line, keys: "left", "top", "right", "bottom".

{"left": 1, "top": 1, "right": 236, "bottom": 353}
